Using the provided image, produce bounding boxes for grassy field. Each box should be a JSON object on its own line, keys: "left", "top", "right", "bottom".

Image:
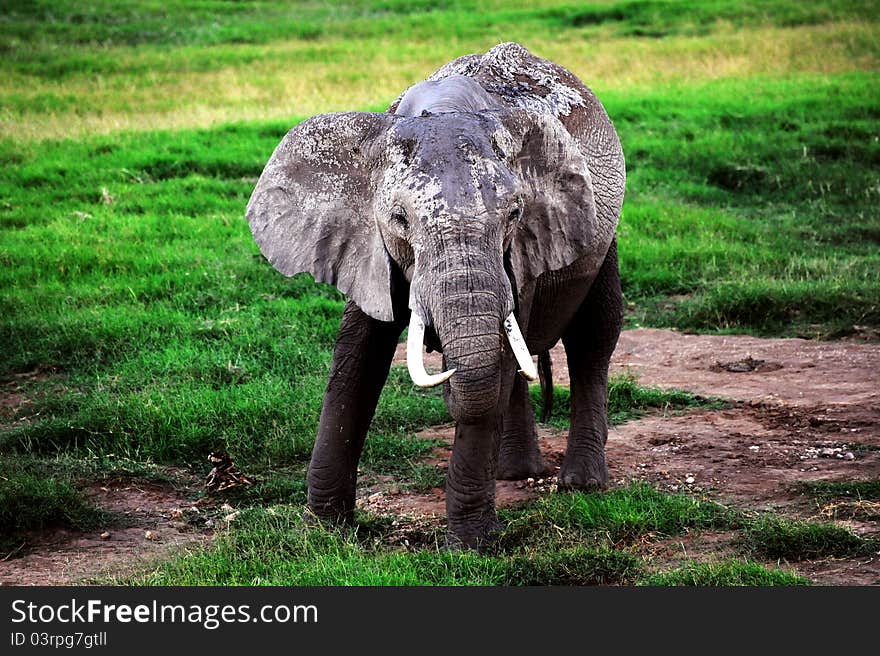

{"left": 1, "top": 0, "right": 878, "bottom": 585}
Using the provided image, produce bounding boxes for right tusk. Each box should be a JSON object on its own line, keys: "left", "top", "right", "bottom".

{"left": 407, "top": 312, "right": 456, "bottom": 388}
{"left": 503, "top": 313, "right": 538, "bottom": 381}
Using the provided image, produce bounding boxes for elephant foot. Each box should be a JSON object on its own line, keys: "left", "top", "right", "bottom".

{"left": 446, "top": 515, "right": 503, "bottom": 552}
{"left": 496, "top": 446, "right": 549, "bottom": 480}
{"left": 306, "top": 490, "right": 356, "bottom": 525}
{"left": 557, "top": 451, "right": 609, "bottom": 492}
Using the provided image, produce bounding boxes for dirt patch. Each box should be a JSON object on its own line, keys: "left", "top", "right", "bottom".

{"left": 0, "top": 367, "right": 61, "bottom": 430}
{"left": 382, "top": 328, "right": 880, "bottom": 583}
{"left": 394, "top": 327, "right": 880, "bottom": 408}
{"left": 0, "top": 477, "right": 212, "bottom": 586}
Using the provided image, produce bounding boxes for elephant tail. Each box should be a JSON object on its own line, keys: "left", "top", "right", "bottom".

{"left": 538, "top": 350, "right": 553, "bottom": 423}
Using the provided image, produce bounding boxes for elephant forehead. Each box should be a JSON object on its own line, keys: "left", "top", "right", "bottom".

{"left": 389, "top": 114, "right": 497, "bottom": 157}
{"left": 384, "top": 116, "right": 516, "bottom": 210}
{"left": 382, "top": 155, "right": 516, "bottom": 221}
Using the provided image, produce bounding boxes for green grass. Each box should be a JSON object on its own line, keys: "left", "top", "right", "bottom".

{"left": 3, "top": 1, "right": 875, "bottom": 66}
{"left": 532, "top": 375, "right": 715, "bottom": 428}
{"left": 129, "top": 503, "right": 643, "bottom": 585}
{"left": 0, "top": 455, "right": 111, "bottom": 553}
{"left": 639, "top": 559, "right": 810, "bottom": 586}
{"left": 611, "top": 73, "right": 880, "bottom": 336}
{"left": 133, "top": 483, "right": 848, "bottom": 585}
{"left": 499, "top": 483, "right": 735, "bottom": 548}
{"left": 795, "top": 480, "right": 880, "bottom": 503}
{"left": 1, "top": 0, "right": 877, "bottom": 585}
{"left": 740, "top": 516, "right": 877, "bottom": 560}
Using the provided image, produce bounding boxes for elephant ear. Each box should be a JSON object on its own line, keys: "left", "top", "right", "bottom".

{"left": 246, "top": 112, "right": 399, "bottom": 322}
{"left": 495, "top": 109, "right": 604, "bottom": 285}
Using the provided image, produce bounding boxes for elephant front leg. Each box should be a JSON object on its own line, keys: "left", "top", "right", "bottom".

{"left": 445, "top": 416, "right": 504, "bottom": 550}
{"left": 307, "top": 300, "right": 405, "bottom": 522}
{"left": 497, "top": 374, "right": 547, "bottom": 480}
{"left": 558, "top": 241, "right": 623, "bottom": 491}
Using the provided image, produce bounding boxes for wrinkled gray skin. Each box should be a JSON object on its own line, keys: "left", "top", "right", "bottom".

{"left": 247, "top": 43, "right": 625, "bottom": 549}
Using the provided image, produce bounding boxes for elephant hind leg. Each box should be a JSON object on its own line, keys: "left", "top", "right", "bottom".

{"left": 558, "top": 239, "right": 623, "bottom": 491}
{"left": 496, "top": 373, "right": 548, "bottom": 480}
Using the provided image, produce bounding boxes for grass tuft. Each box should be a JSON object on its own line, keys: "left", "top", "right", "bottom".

{"left": 500, "top": 483, "right": 735, "bottom": 547}
{"left": 639, "top": 559, "right": 810, "bottom": 586}
{"left": 0, "top": 456, "right": 110, "bottom": 552}
{"left": 740, "top": 516, "right": 876, "bottom": 560}
{"left": 531, "top": 375, "right": 714, "bottom": 428}
{"left": 794, "top": 479, "right": 880, "bottom": 503}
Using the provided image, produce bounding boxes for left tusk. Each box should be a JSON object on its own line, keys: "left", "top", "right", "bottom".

{"left": 407, "top": 312, "right": 456, "bottom": 388}
{"left": 503, "top": 313, "right": 538, "bottom": 381}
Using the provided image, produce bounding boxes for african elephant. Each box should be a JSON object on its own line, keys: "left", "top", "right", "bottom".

{"left": 247, "top": 42, "right": 625, "bottom": 549}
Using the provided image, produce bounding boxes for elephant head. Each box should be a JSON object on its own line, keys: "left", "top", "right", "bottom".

{"left": 247, "top": 81, "right": 598, "bottom": 424}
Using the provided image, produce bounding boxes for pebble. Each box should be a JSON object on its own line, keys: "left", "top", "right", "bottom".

{"left": 99, "top": 531, "right": 110, "bottom": 540}
{"left": 144, "top": 530, "right": 157, "bottom": 541}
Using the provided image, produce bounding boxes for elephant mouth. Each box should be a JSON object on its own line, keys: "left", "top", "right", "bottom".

{"left": 406, "top": 311, "right": 537, "bottom": 388}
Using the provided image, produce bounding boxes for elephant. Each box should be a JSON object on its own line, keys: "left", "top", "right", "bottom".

{"left": 246, "top": 42, "right": 625, "bottom": 549}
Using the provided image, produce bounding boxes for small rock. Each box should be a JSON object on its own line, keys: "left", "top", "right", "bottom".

{"left": 685, "top": 476, "right": 695, "bottom": 484}
{"left": 204, "top": 519, "right": 214, "bottom": 528}
{"left": 749, "top": 445, "right": 760, "bottom": 452}
{"left": 144, "top": 530, "right": 157, "bottom": 541}
{"left": 842, "top": 452, "right": 855, "bottom": 460}
{"left": 100, "top": 531, "right": 111, "bottom": 540}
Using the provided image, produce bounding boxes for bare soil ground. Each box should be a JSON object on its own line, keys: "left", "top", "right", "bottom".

{"left": 0, "top": 476, "right": 212, "bottom": 586}
{"left": 2, "top": 329, "right": 878, "bottom": 585}
{"left": 376, "top": 329, "right": 880, "bottom": 583}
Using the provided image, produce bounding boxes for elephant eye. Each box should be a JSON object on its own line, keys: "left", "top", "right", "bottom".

{"left": 390, "top": 207, "right": 409, "bottom": 233}
{"left": 508, "top": 205, "right": 522, "bottom": 222}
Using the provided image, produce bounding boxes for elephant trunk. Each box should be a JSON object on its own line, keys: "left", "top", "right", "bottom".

{"left": 439, "top": 317, "right": 503, "bottom": 425}
{"left": 423, "top": 261, "right": 511, "bottom": 425}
